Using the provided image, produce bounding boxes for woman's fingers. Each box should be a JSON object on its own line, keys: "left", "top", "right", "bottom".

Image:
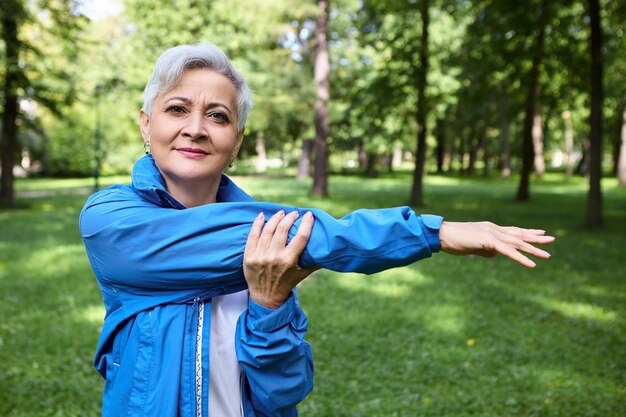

{"left": 489, "top": 225, "right": 554, "bottom": 266}
{"left": 257, "top": 210, "right": 286, "bottom": 249}
{"left": 492, "top": 240, "right": 538, "bottom": 268}
{"left": 244, "top": 212, "right": 265, "bottom": 254}
{"left": 501, "top": 226, "right": 555, "bottom": 244}
{"left": 269, "top": 211, "right": 301, "bottom": 251}
{"left": 285, "top": 211, "right": 314, "bottom": 257}
{"left": 248, "top": 210, "right": 314, "bottom": 256}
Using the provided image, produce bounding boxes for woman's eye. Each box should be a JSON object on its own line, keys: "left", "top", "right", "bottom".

{"left": 208, "top": 112, "right": 229, "bottom": 123}
{"left": 167, "top": 105, "right": 186, "bottom": 114}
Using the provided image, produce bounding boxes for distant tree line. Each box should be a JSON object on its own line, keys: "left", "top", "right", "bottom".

{"left": 1, "top": 0, "right": 625, "bottom": 227}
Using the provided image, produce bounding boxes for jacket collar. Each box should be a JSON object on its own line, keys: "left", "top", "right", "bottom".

{"left": 131, "top": 155, "right": 255, "bottom": 208}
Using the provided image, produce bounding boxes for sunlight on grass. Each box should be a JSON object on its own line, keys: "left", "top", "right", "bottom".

{"left": 535, "top": 297, "right": 617, "bottom": 322}
{"left": 77, "top": 304, "right": 106, "bottom": 325}
{"left": 578, "top": 284, "right": 623, "bottom": 299}
{"left": 423, "top": 304, "right": 465, "bottom": 335}
{"left": 25, "top": 244, "right": 87, "bottom": 275}
{"left": 332, "top": 269, "right": 431, "bottom": 299}
{"left": 424, "top": 176, "right": 466, "bottom": 186}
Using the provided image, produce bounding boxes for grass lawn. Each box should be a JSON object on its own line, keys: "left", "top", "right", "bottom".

{"left": 1, "top": 172, "right": 624, "bottom": 416}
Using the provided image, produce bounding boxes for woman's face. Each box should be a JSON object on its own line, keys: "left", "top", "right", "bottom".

{"left": 140, "top": 68, "right": 244, "bottom": 188}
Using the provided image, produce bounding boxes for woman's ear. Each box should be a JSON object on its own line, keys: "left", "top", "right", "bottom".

{"left": 139, "top": 110, "right": 150, "bottom": 141}
{"left": 232, "top": 128, "right": 245, "bottom": 159}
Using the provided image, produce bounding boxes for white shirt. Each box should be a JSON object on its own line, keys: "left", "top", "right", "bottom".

{"left": 208, "top": 290, "right": 248, "bottom": 417}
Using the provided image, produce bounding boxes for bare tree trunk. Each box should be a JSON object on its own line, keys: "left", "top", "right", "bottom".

{"left": 458, "top": 127, "right": 466, "bottom": 174}
{"left": 435, "top": 117, "right": 445, "bottom": 173}
{"left": 255, "top": 131, "right": 267, "bottom": 172}
{"left": 576, "top": 138, "right": 590, "bottom": 175}
{"left": 392, "top": 145, "right": 403, "bottom": 169}
{"left": 365, "top": 152, "right": 378, "bottom": 177}
{"left": 383, "top": 153, "right": 393, "bottom": 173}
{"left": 480, "top": 127, "right": 490, "bottom": 177}
{"left": 499, "top": 95, "right": 511, "bottom": 178}
{"left": 312, "top": 0, "right": 330, "bottom": 197}
{"left": 409, "top": 0, "right": 430, "bottom": 207}
{"left": 562, "top": 110, "right": 575, "bottom": 179}
{"left": 357, "top": 142, "right": 367, "bottom": 170}
{"left": 532, "top": 105, "right": 545, "bottom": 178}
{"left": 468, "top": 126, "right": 478, "bottom": 176}
{"left": 517, "top": 0, "right": 547, "bottom": 201}
{"left": 618, "top": 106, "right": 626, "bottom": 186}
{"left": 297, "top": 139, "right": 312, "bottom": 179}
{"left": 0, "top": 1, "right": 21, "bottom": 208}
{"left": 586, "top": 0, "right": 603, "bottom": 227}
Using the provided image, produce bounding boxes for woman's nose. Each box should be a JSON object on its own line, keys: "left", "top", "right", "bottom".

{"left": 181, "top": 112, "right": 208, "bottom": 140}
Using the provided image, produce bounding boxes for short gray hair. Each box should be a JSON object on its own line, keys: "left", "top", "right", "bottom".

{"left": 142, "top": 43, "right": 253, "bottom": 132}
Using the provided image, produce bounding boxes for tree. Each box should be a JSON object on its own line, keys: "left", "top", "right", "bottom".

{"left": 618, "top": 106, "right": 626, "bottom": 186}
{"left": 0, "top": 0, "right": 24, "bottom": 208}
{"left": 408, "top": 0, "right": 430, "bottom": 207}
{"left": 585, "top": 0, "right": 603, "bottom": 227}
{"left": 312, "top": 0, "right": 330, "bottom": 197}
{"left": 1, "top": 0, "right": 83, "bottom": 207}
{"left": 517, "top": 0, "right": 548, "bottom": 201}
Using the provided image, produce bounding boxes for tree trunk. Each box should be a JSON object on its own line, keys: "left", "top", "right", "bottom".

{"left": 0, "top": 2, "right": 21, "bottom": 208}
{"left": 365, "top": 152, "right": 378, "bottom": 177}
{"left": 576, "top": 138, "right": 590, "bottom": 175}
{"left": 255, "top": 131, "right": 267, "bottom": 172}
{"left": 392, "top": 145, "right": 403, "bottom": 169}
{"left": 409, "top": 0, "right": 430, "bottom": 207}
{"left": 517, "top": 0, "right": 548, "bottom": 201}
{"left": 480, "top": 127, "right": 490, "bottom": 177}
{"left": 499, "top": 95, "right": 511, "bottom": 178}
{"left": 458, "top": 126, "right": 466, "bottom": 174}
{"left": 382, "top": 153, "right": 393, "bottom": 173}
{"left": 468, "top": 126, "right": 478, "bottom": 176}
{"left": 562, "top": 110, "right": 575, "bottom": 179}
{"left": 297, "top": 139, "right": 312, "bottom": 179}
{"left": 312, "top": 0, "right": 330, "bottom": 197}
{"left": 585, "top": 0, "right": 603, "bottom": 227}
{"left": 435, "top": 117, "right": 445, "bottom": 173}
{"left": 618, "top": 106, "right": 626, "bottom": 186}
{"left": 532, "top": 104, "right": 545, "bottom": 178}
{"left": 357, "top": 142, "right": 367, "bottom": 170}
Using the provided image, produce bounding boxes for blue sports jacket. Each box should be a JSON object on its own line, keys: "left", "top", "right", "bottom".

{"left": 79, "top": 155, "right": 442, "bottom": 416}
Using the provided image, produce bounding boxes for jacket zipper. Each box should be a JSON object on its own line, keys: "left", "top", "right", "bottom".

{"left": 195, "top": 298, "right": 204, "bottom": 417}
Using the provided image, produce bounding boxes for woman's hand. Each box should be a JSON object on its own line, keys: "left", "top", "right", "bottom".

{"left": 439, "top": 221, "right": 555, "bottom": 268}
{"left": 244, "top": 210, "right": 319, "bottom": 309}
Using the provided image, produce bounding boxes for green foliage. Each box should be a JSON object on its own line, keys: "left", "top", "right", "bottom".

{"left": 4, "top": 0, "right": 625, "bottom": 182}
{"left": 1, "top": 175, "right": 624, "bottom": 416}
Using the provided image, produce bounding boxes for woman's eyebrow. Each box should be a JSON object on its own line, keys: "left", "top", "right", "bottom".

{"left": 164, "top": 96, "right": 233, "bottom": 115}
{"left": 164, "top": 96, "right": 192, "bottom": 105}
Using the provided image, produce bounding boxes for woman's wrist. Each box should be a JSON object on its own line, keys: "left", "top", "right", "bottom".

{"left": 248, "top": 291, "right": 287, "bottom": 310}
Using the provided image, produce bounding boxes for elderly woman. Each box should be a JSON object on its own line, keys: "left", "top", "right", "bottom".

{"left": 80, "top": 43, "right": 553, "bottom": 417}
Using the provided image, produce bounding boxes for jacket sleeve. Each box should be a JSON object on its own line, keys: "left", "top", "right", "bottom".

{"left": 236, "top": 291, "right": 313, "bottom": 417}
{"left": 79, "top": 186, "right": 442, "bottom": 291}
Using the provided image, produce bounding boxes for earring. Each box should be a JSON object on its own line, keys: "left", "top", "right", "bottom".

{"left": 228, "top": 156, "right": 235, "bottom": 168}
{"left": 144, "top": 141, "right": 151, "bottom": 155}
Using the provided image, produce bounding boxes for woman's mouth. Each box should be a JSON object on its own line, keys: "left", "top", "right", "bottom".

{"left": 176, "top": 148, "right": 209, "bottom": 159}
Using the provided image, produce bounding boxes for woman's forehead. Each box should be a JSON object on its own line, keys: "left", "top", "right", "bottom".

{"left": 160, "top": 69, "right": 237, "bottom": 105}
